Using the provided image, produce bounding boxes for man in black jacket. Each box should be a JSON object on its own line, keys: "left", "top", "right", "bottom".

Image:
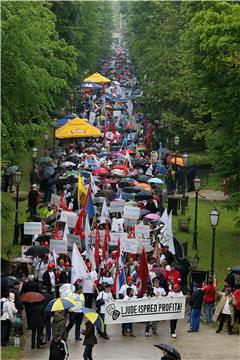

{"left": 59, "top": 262, "right": 71, "bottom": 284}
{"left": 188, "top": 284, "right": 204, "bottom": 332}
{"left": 42, "top": 264, "right": 58, "bottom": 297}
{"left": 49, "top": 333, "right": 68, "bottom": 360}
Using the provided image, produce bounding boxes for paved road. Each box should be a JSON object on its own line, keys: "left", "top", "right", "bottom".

{"left": 23, "top": 318, "right": 239, "bottom": 360}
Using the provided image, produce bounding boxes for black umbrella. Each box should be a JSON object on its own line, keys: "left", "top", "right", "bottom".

{"left": 133, "top": 158, "right": 149, "bottom": 166}
{"left": 1, "top": 276, "right": 19, "bottom": 288}
{"left": 140, "top": 209, "right": 151, "bottom": 217}
{"left": 35, "top": 235, "right": 51, "bottom": 243}
{"left": 154, "top": 344, "right": 181, "bottom": 360}
{"left": 121, "top": 192, "right": 136, "bottom": 200}
{"left": 135, "top": 191, "right": 153, "bottom": 201}
{"left": 24, "top": 246, "right": 49, "bottom": 258}
{"left": 50, "top": 151, "right": 65, "bottom": 159}
{"left": 37, "top": 157, "right": 53, "bottom": 164}
{"left": 122, "top": 186, "right": 141, "bottom": 193}
{"left": 41, "top": 166, "right": 55, "bottom": 178}
{"left": 96, "top": 190, "right": 116, "bottom": 201}
{"left": 118, "top": 178, "right": 135, "bottom": 188}
{"left": 137, "top": 175, "right": 150, "bottom": 182}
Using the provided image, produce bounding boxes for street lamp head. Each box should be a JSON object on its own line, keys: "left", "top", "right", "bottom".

{"left": 194, "top": 177, "right": 201, "bottom": 192}
{"left": 13, "top": 171, "right": 22, "bottom": 186}
{"left": 174, "top": 135, "right": 180, "bottom": 146}
{"left": 182, "top": 153, "right": 189, "bottom": 166}
{"left": 32, "top": 147, "right": 38, "bottom": 159}
{"left": 44, "top": 132, "right": 49, "bottom": 141}
{"left": 209, "top": 208, "right": 219, "bottom": 228}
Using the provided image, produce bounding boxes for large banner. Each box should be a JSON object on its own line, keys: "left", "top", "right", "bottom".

{"left": 105, "top": 297, "right": 186, "bottom": 324}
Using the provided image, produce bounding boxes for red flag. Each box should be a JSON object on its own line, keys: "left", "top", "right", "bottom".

{"left": 73, "top": 186, "right": 91, "bottom": 240}
{"left": 136, "top": 247, "right": 149, "bottom": 297}
{"left": 123, "top": 159, "right": 128, "bottom": 176}
{"left": 94, "top": 224, "right": 100, "bottom": 267}
{"left": 60, "top": 192, "right": 72, "bottom": 211}
{"left": 129, "top": 225, "right": 135, "bottom": 239}
{"left": 112, "top": 121, "right": 116, "bottom": 135}
{"left": 53, "top": 223, "right": 63, "bottom": 240}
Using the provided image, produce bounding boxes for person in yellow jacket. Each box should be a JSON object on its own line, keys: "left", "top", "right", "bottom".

{"left": 66, "top": 284, "right": 85, "bottom": 340}
{"left": 41, "top": 204, "right": 54, "bottom": 219}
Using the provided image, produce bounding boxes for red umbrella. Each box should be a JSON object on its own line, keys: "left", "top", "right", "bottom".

{"left": 112, "top": 164, "right": 125, "bottom": 170}
{"left": 21, "top": 292, "right": 45, "bottom": 303}
{"left": 92, "top": 167, "right": 110, "bottom": 175}
{"left": 121, "top": 149, "right": 135, "bottom": 155}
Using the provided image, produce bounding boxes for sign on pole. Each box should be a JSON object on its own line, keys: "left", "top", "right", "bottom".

{"left": 121, "top": 238, "right": 139, "bottom": 254}
{"left": 110, "top": 232, "right": 128, "bottom": 246}
{"left": 24, "top": 222, "right": 42, "bottom": 235}
{"left": 60, "top": 211, "right": 78, "bottom": 228}
{"left": 105, "top": 297, "right": 186, "bottom": 324}
{"left": 110, "top": 200, "right": 125, "bottom": 213}
{"left": 50, "top": 239, "right": 67, "bottom": 254}
{"left": 123, "top": 206, "right": 140, "bottom": 220}
{"left": 135, "top": 224, "right": 150, "bottom": 239}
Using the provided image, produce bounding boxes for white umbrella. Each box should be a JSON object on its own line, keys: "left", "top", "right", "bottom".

{"left": 61, "top": 161, "right": 77, "bottom": 168}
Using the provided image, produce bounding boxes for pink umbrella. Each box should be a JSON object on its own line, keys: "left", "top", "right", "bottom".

{"left": 144, "top": 213, "right": 161, "bottom": 220}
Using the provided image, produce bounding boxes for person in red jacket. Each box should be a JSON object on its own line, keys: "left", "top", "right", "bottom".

{"left": 167, "top": 264, "right": 181, "bottom": 288}
{"left": 233, "top": 284, "right": 240, "bottom": 326}
{"left": 203, "top": 279, "right": 216, "bottom": 323}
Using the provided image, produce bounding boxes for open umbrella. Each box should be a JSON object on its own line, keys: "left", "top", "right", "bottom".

{"left": 96, "top": 190, "right": 116, "bottom": 201}
{"left": 41, "top": 166, "right": 55, "bottom": 179}
{"left": 61, "top": 161, "right": 77, "bottom": 168}
{"left": 92, "top": 168, "right": 109, "bottom": 175}
{"left": 137, "top": 175, "right": 150, "bottom": 182}
{"left": 112, "top": 164, "right": 125, "bottom": 170}
{"left": 170, "top": 157, "right": 184, "bottom": 167}
{"left": 35, "top": 235, "right": 51, "bottom": 243}
{"left": 144, "top": 213, "right": 161, "bottom": 220}
{"left": 24, "top": 246, "right": 49, "bottom": 258}
{"left": 122, "top": 186, "right": 141, "bottom": 193}
{"left": 5, "top": 165, "right": 19, "bottom": 175}
{"left": 121, "top": 192, "right": 136, "bottom": 200}
{"left": 21, "top": 292, "right": 45, "bottom": 303}
{"left": 46, "top": 298, "right": 76, "bottom": 312}
{"left": 119, "top": 178, "right": 135, "bottom": 186}
{"left": 135, "top": 191, "right": 153, "bottom": 201}
{"left": 148, "top": 177, "right": 164, "bottom": 184}
{"left": 94, "top": 197, "right": 108, "bottom": 205}
{"left": 121, "top": 149, "right": 135, "bottom": 155}
{"left": 111, "top": 169, "right": 124, "bottom": 176}
{"left": 37, "top": 157, "right": 53, "bottom": 164}
{"left": 80, "top": 308, "right": 104, "bottom": 333}
{"left": 140, "top": 209, "right": 151, "bottom": 217}
{"left": 1, "top": 276, "right": 20, "bottom": 288}
{"left": 154, "top": 344, "right": 181, "bottom": 360}
{"left": 134, "top": 158, "right": 149, "bottom": 166}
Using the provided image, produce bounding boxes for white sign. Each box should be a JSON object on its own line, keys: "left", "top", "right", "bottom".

{"left": 59, "top": 284, "right": 74, "bottom": 299}
{"left": 24, "top": 222, "right": 42, "bottom": 235}
{"left": 113, "top": 110, "right": 121, "bottom": 119}
{"left": 135, "top": 225, "right": 150, "bottom": 240}
{"left": 105, "top": 297, "right": 186, "bottom": 324}
{"left": 51, "top": 194, "right": 60, "bottom": 207}
{"left": 50, "top": 239, "right": 67, "bottom": 254}
{"left": 60, "top": 211, "right": 78, "bottom": 228}
{"left": 110, "top": 232, "right": 128, "bottom": 246}
{"left": 111, "top": 218, "right": 124, "bottom": 233}
{"left": 123, "top": 206, "right": 140, "bottom": 220}
{"left": 67, "top": 233, "right": 80, "bottom": 248}
{"left": 124, "top": 219, "right": 138, "bottom": 227}
{"left": 121, "top": 238, "right": 139, "bottom": 254}
{"left": 89, "top": 111, "right": 96, "bottom": 124}
{"left": 137, "top": 239, "right": 153, "bottom": 253}
{"left": 110, "top": 200, "right": 125, "bottom": 213}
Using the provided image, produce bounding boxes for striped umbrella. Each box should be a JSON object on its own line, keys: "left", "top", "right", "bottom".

{"left": 45, "top": 298, "right": 76, "bottom": 312}
{"left": 80, "top": 308, "right": 104, "bottom": 333}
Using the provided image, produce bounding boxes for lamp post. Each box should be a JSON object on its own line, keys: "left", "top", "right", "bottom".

{"left": 31, "top": 147, "right": 38, "bottom": 185}
{"left": 181, "top": 152, "right": 189, "bottom": 215}
{"left": 44, "top": 133, "right": 49, "bottom": 156}
{"left": 173, "top": 135, "right": 180, "bottom": 193}
{"left": 13, "top": 171, "right": 22, "bottom": 245}
{"left": 70, "top": 93, "right": 74, "bottom": 113}
{"left": 192, "top": 177, "right": 201, "bottom": 250}
{"left": 209, "top": 208, "right": 219, "bottom": 278}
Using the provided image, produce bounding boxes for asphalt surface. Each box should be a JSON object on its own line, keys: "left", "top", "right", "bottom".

{"left": 23, "top": 317, "right": 239, "bottom": 360}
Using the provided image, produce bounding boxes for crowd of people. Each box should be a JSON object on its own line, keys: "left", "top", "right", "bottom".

{"left": 1, "top": 44, "right": 240, "bottom": 360}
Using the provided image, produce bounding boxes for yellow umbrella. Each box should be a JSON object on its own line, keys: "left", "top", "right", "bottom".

{"left": 83, "top": 72, "right": 111, "bottom": 83}
{"left": 55, "top": 117, "right": 102, "bottom": 139}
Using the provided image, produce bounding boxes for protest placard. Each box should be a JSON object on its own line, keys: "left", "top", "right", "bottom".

{"left": 137, "top": 239, "right": 153, "bottom": 253}
{"left": 124, "top": 219, "right": 138, "bottom": 227}
{"left": 51, "top": 194, "right": 60, "bottom": 207}
{"left": 111, "top": 218, "right": 124, "bottom": 233}
{"left": 50, "top": 239, "right": 68, "bottom": 254}
{"left": 24, "top": 222, "right": 42, "bottom": 235}
{"left": 60, "top": 211, "right": 78, "bottom": 228}
{"left": 105, "top": 297, "right": 186, "bottom": 324}
{"left": 110, "top": 232, "right": 128, "bottom": 246}
{"left": 67, "top": 233, "right": 80, "bottom": 249}
{"left": 123, "top": 206, "right": 140, "bottom": 220}
{"left": 121, "top": 238, "right": 139, "bottom": 254}
{"left": 135, "top": 224, "right": 150, "bottom": 239}
{"left": 110, "top": 200, "right": 125, "bottom": 213}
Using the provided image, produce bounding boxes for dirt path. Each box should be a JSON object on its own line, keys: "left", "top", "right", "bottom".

{"left": 187, "top": 190, "right": 228, "bottom": 202}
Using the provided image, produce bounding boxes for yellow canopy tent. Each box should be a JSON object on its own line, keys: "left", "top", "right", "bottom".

{"left": 83, "top": 72, "right": 111, "bottom": 83}
{"left": 55, "top": 117, "right": 102, "bottom": 139}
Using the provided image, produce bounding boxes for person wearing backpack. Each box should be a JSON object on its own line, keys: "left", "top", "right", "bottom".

{"left": 96, "top": 283, "right": 113, "bottom": 340}
{"left": 1, "top": 289, "right": 17, "bottom": 346}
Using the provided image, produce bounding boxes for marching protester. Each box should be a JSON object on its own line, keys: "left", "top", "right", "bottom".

{"left": 122, "top": 288, "right": 137, "bottom": 337}
{"left": 167, "top": 283, "right": 184, "bottom": 338}
{"left": 81, "top": 318, "right": 97, "bottom": 360}
{"left": 188, "top": 283, "right": 204, "bottom": 333}
{"left": 81, "top": 263, "right": 98, "bottom": 309}
{"left": 202, "top": 279, "right": 216, "bottom": 323}
{"left": 213, "top": 287, "right": 236, "bottom": 335}
{"left": 96, "top": 283, "right": 113, "bottom": 340}
{"left": 49, "top": 333, "right": 69, "bottom": 360}
{"left": 1, "top": 289, "right": 17, "bottom": 346}
{"left": 67, "top": 284, "right": 85, "bottom": 340}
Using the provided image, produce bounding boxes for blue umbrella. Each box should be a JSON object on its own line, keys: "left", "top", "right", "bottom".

{"left": 147, "top": 178, "right": 164, "bottom": 184}
{"left": 57, "top": 114, "right": 76, "bottom": 128}
{"left": 81, "top": 82, "right": 102, "bottom": 90}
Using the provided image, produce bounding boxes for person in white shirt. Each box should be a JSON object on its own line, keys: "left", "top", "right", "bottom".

{"left": 119, "top": 276, "right": 138, "bottom": 299}
{"left": 214, "top": 287, "right": 236, "bottom": 335}
{"left": 81, "top": 263, "right": 98, "bottom": 309}
{"left": 145, "top": 278, "right": 166, "bottom": 337}
{"left": 34, "top": 255, "right": 48, "bottom": 286}
{"left": 122, "top": 288, "right": 137, "bottom": 337}
{"left": 96, "top": 284, "right": 113, "bottom": 340}
{"left": 1, "top": 290, "right": 17, "bottom": 346}
{"left": 167, "top": 283, "right": 184, "bottom": 338}
{"left": 99, "top": 270, "right": 113, "bottom": 287}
